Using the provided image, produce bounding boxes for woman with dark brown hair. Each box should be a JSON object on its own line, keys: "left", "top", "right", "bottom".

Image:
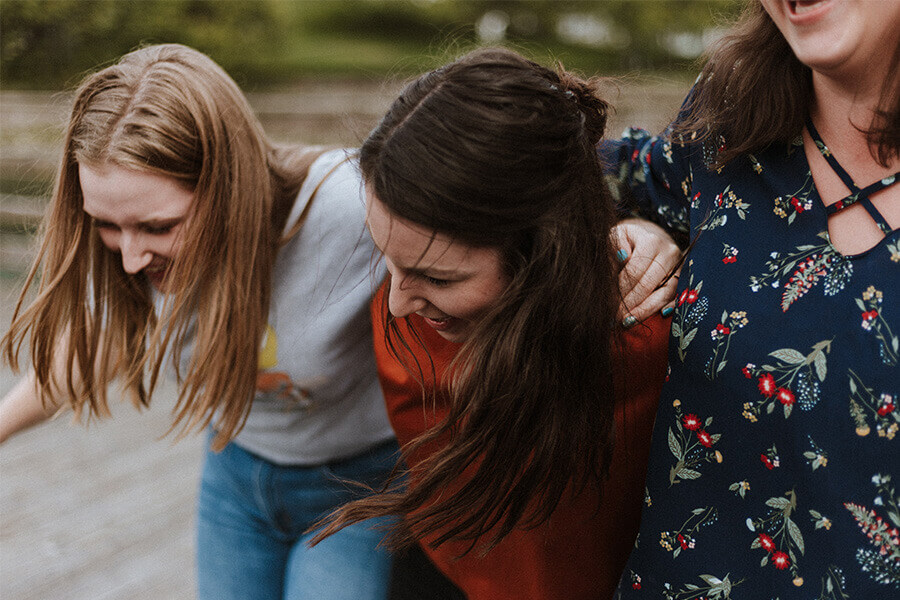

{"left": 603, "top": 1, "right": 899, "bottom": 597}
{"left": 314, "top": 47, "right": 673, "bottom": 599}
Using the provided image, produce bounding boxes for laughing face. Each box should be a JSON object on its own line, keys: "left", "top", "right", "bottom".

{"left": 760, "top": 0, "right": 900, "bottom": 82}
{"left": 79, "top": 163, "right": 193, "bottom": 292}
{"left": 365, "top": 187, "right": 510, "bottom": 343}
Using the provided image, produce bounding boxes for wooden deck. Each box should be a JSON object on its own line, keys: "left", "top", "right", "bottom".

{"left": 0, "top": 376, "right": 202, "bottom": 600}
{"left": 0, "top": 78, "right": 688, "bottom": 599}
{"left": 1, "top": 249, "right": 203, "bottom": 597}
{"left": 0, "top": 270, "right": 202, "bottom": 599}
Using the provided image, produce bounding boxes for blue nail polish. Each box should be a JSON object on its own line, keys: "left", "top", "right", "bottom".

{"left": 616, "top": 249, "right": 629, "bottom": 262}
{"left": 622, "top": 315, "right": 637, "bottom": 328}
{"left": 662, "top": 307, "right": 674, "bottom": 317}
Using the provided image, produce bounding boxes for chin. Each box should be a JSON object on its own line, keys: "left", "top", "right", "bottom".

{"left": 145, "top": 274, "right": 171, "bottom": 293}
{"left": 435, "top": 328, "right": 468, "bottom": 344}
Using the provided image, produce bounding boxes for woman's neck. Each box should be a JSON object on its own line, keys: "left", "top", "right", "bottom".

{"left": 809, "top": 72, "right": 898, "bottom": 177}
{"left": 805, "top": 70, "right": 899, "bottom": 256}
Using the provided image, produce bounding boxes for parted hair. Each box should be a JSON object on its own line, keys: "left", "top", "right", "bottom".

{"left": 317, "top": 47, "right": 621, "bottom": 551}
{"left": 3, "top": 44, "right": 320, "bottom": 449}
{"left": 679, "top": 1, "right": 900, "bottom": 167}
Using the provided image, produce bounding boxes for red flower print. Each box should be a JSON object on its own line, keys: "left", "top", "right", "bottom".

{"left": 878, "top": 401, "right": 895, "bottom": 416}
{"left": 632, "top": 583, "right": 641, "bottom": 590}
{"left": 742, "top": 364, "right": 754, "bottom": 379}
{"left": 697, "top": 430, "right": 713, "bottom": 448}
{"left": 682, "top": 414, "right": 701, "bottom": 431}
{"left": 760, "top": 454, "right": 775, "bottom": 470}
{"left": 776, "top": 387, "right": 795, "bottom": 406}
{"left": 677, "top": 289, "right": 699, "bottom": 306}
{"left": 677, "top": 534, "right": 688, "bottom": 550}
{"left": 861, "top": 310, "right": 879, "bottom": 330}
{"left": 685, "top": 290, "right": 698, "bottom": 304}
{"left": 758, "top": 533, "right": 775, "bottom": 553}
{"left": 790, "top": 197, "right": 805, "bottom": 213}
{"left": 772, "top": 551, "right": 790, "bottom": 570}
{"left": 722, "top": 255, "right": 737, "bottom": 264}
{"left": 715, "top": 324, "right": 731, "bottom": 335}
{"left": 692, "top": 192, "right": 701, "bottom": 202}
{"left": 758, "top": 373, "right": 776, "bottom": 397}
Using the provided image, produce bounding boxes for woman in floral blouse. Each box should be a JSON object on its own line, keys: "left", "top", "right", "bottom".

{"left": 603, "top": 1, "right": 899, "bottom": 598}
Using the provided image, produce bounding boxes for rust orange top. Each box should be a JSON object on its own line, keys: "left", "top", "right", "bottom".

{"left": 371, "top": 282, "right": 669, "bottom": 599}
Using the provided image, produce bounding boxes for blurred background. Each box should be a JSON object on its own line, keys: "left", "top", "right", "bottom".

{"left": 0, "top": 1, "right": 738, "bottom": 598}
{"left": 2, "top": 0, "right": 739, "bottom": 88}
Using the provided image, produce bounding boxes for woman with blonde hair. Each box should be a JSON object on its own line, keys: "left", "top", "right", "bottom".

{"left": 0, "top": 43, "right": 398, "bottom": 600}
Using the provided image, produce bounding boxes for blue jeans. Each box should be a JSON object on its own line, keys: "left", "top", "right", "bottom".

{"left": 196, "top": 437, "right": 398, "bottom": 600}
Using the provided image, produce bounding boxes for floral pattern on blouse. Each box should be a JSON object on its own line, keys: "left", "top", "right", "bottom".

{"left": 601, "top": 115, "right": 899, "bottom": 598}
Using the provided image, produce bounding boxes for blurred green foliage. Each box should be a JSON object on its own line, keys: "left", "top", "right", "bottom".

{"left": 1, "top": 0, "right": 743, "bottom": 89}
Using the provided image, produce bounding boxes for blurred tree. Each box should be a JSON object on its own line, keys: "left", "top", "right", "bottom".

{"left": 0, "top": 0, "right": 741, "bottom": 90}
{"left": 448, "top": 0, "right": 741, "bottom": 70}
{"left": 0, "top": 0, "right": 293, "bottom": 88}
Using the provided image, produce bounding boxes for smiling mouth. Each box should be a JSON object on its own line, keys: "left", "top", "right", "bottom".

{"left": 790, "top": 0, "right": 829, "bottom": 16}
{"left": 421, "top": 314, "right": 456, "bottom": 331}
{"left": 144, "top": 263, "right": 169, "bottom": 276}
{"left": 142, "top": 261, "right": 171, "bottom": 287}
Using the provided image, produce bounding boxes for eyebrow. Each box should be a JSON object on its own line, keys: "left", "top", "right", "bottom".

{"left": 139, "top": 217, "right": 183, "bottom": 227}
{"left": 367, "top": 228, "right": 467, "bottom": 279}
{"left": 403, "top": 264, "right": 463, "bottom": 278}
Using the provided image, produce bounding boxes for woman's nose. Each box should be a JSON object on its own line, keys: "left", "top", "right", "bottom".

{"left": 119, "top": 232, "right": 154, "bottom": 274}
{"left": 387, "top": 274, "right": 426, "bottom": 318}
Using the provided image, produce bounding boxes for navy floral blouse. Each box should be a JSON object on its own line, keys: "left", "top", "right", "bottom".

{"left": 601, "top": 111, "right": 899, "bottom": 599}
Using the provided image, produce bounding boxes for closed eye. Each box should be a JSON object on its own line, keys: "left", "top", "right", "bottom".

{"left": 90, "top": 219, "right": 178, "bottom": 235}
{"left": 141, "top": 222, "right": 177, "bottom": 235}
{"left": 91, "top": 219, "right": 118, "bottom": 231}
{"left": 422, "top": 274, "right": 451, "bottom": 287}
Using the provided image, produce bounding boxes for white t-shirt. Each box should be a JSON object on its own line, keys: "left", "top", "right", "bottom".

{"left": 166, "top": 150, "right": 393, "bottom": 465}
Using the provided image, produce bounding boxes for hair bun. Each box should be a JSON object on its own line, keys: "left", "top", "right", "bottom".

{"left": 556, "top": 72, "right": 609, "bottom": 147}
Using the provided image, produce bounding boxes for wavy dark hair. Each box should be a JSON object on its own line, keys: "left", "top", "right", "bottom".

{"left": 678, "top": 1, "right": 900, "bottom": 167}
{"left": 315, "top": 47, "right": 621, "bottom": 551}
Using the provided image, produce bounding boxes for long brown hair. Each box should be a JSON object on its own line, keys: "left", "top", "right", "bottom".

{"left": 316, "top": 47, "right": 621, "bottom": 551}
{"left": 3, "top": 44, "right": 320, "bottom": 449}
{"left": 679, "top": 1, "right": 900, "bottom": 167}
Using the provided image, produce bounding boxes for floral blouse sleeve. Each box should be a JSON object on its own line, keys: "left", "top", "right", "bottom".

{"left": 600, "top": 124, "right": 692, "bottom": 239}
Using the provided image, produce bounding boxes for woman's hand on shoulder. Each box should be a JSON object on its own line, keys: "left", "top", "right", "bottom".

{"left": 613, "top": 218, "right": 681, "bottom": 327}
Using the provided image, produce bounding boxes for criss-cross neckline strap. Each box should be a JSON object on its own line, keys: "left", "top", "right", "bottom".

{"left": 806, "top": 117, "right": 898, "bottom": 235}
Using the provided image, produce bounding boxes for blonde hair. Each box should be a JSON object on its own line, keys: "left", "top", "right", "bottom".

{"left": 3, "top": 44, "right": 320, "bottom": 449}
